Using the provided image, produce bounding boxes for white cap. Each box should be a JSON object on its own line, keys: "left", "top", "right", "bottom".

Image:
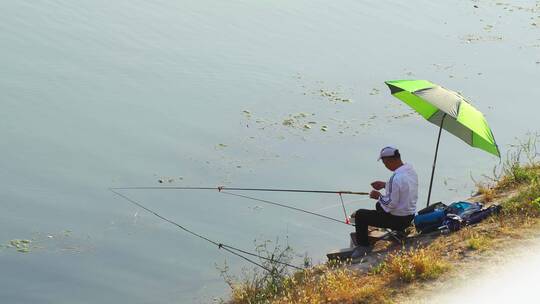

{"left": 378, "top": 146, "right": 399, "bottom": 161}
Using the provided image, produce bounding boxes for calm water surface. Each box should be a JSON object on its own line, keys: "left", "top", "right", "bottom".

{"left": 1, "top": 0, "right": 539, "bottom": 303}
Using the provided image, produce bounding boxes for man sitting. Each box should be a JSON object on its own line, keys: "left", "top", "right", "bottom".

{"left": 351, "top": 146, "right": 418, "bottom": 259}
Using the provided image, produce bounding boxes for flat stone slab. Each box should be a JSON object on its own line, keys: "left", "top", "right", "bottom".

{"left": 326, "top": 247, "right": 355, "bottom": 261}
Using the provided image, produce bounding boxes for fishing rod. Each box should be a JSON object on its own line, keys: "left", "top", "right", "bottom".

{"left": 110, "top": 186, "right": 370, "bottom": 196}
{"left": 111, "top": 186, "right": 369, "bottom": 225}
{"left": 109, "top": 189, "right": 302, "bottom": 272}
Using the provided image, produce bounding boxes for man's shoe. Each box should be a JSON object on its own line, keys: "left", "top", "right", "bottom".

{"left": 350, "top": 245, "right": 372, "bottom": 259}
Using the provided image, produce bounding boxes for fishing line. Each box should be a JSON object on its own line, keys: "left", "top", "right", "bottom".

{"left": 220, "top": 191, "right": 353, "bottom": 226}
{"left": 109, "top": 189, "right": 302, "bottom": 271}
{"left": 338, "top": 193, "right": 350, "bottom": 225}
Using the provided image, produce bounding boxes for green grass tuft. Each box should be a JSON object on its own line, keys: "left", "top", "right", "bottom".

{"left": 467, "top": 233, "right": 490, "bottom": 251}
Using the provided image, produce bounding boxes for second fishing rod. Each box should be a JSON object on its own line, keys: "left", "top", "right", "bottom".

{"left": 110, "top": 186, "right": 370, "bottom": 196}
{"left": 111, "top": 186, "right": 370, "bottom": 225}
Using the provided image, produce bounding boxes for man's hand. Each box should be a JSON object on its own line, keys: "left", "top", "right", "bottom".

{"left": 370, "top": 190, "right": 381, "bottom": 199}
{"left": 371, "top": 181, "right": 386, "bottom": 190}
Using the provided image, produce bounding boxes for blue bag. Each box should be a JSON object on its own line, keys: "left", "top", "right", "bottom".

{"left": 442, "top": 201, "right": 484, "bottom": 231}
{"left": 466, "top": 204, "right": 501, "bottom": 225}
{"left": 414, "top": 203, "right": 448, "bottom": 234}
{"left": 415, "top": 201, "right": 500, "bottom": 233}
{"left": 446, "top": 201, "right": 483, "bottom": 218}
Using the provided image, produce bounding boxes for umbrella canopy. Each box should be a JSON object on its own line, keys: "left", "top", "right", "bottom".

{"left": 385, "top": 79, "right": 500, "bottom": 157}
{"left": 384, "top": 79, "right": 500, "bottom": 207}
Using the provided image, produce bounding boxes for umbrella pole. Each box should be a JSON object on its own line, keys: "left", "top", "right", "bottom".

{"left": 426, "top": 114, "right": 446, "bottom": 207}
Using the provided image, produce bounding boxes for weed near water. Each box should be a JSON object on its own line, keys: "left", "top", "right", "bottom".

{"left": 474, "top": 182, "right": 497, "bottom": 203}
{"left": 218, "top": 238, "right": 312, "bottom": 304}
{"left": 494, "top": 133, "right": 540, "bottom": 191}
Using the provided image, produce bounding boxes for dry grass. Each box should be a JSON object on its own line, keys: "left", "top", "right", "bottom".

{"left": 475, "top": 182, "right": 497, "bottom": 203}
{"left": 237, "top": 244, "right": 451, "bottom": 304}
{"left": 378, "top": 246, "right": 450, "bottom": 283}
{"left": 227, "top": 244, "right": 453, "bottom": 304}
{"left": 465, "top": 232, "right": 491, "bottom": 251}
{"left": 271, "top": 266, "right": 390, "bottom": 304}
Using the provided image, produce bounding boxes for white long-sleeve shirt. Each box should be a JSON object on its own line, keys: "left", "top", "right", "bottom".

{"left": 378, "top": 163, "right": 418, "bottom": 216}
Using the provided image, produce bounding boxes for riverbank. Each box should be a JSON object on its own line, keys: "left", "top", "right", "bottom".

{"left": 223, "top": 140, "right": 540, "bottom": 304}
{"left": 396, "top": 228, "right": 540, "bottom": 303}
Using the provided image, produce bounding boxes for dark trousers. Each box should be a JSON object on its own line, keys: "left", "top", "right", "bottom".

{"left": 354, "top": 203, "right": 414, "bottom": 246}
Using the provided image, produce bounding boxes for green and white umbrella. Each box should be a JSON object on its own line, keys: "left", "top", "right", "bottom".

{"left": 384, "top": 79, "right": 500, "bottom": 207}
